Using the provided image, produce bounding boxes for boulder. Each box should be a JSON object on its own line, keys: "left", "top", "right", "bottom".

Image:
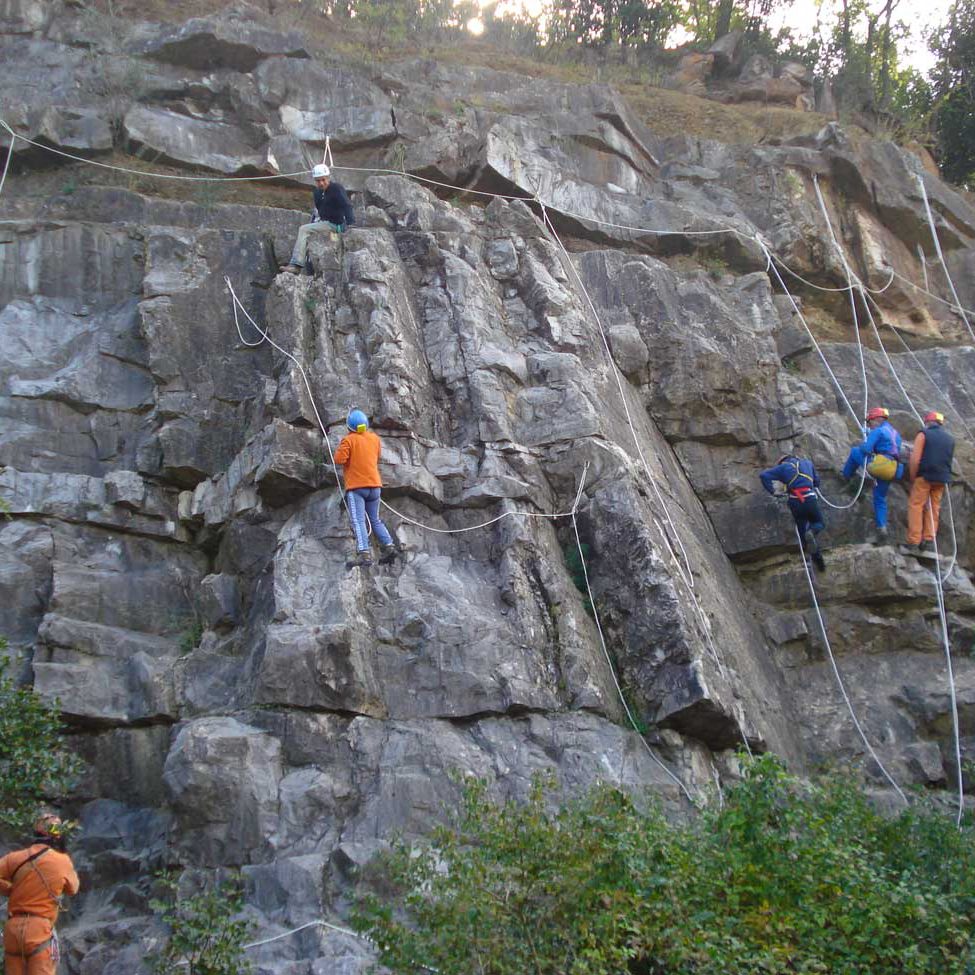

{"left": 133, "top": 13, "right": 308, "bottom": 72}
{"left": 708, "top": 31, "right": 745, "bottom": 76}
{"left": 123, "top": 105, "right": 266, "bottom": 176}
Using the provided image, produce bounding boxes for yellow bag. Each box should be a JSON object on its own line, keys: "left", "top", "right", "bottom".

{"left": 867, "top": 454, "right": 898, "bottom": 481}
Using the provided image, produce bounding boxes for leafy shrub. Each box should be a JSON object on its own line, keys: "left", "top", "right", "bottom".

{"left": 150, "top": 873, "right": 254, "bottom": 975}
{"left": 353, "top": 755, "right": 975, "bottom": 974}
{"left": 0, "top": 637, "right": 81, "bottom": 833}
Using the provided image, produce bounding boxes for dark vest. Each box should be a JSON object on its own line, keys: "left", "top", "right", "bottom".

{"left": 918, "top": 424, "right": 954, "bottom": 484}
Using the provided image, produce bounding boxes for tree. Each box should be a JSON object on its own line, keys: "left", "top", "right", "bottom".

{"left": 150, "top": 873, "right": 254, "bottom": 975}
{"left": 0, "top": 638, "right": 80, "bottom": 834}
{"left": 353, "top": 757, "right": 975, "bottom": 974}
{"left": 929, "top": 1, "right": 975, "bottom": 186}
{"left": 547, "top": 0, "right": 681, "bottom": 52}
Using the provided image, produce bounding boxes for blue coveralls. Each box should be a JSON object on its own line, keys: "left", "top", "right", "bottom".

{"left": 841, "top": 421, "right": 903, "bottom": 528}
{"left": 760, "top": 457, "right": 825, "bottom": 543}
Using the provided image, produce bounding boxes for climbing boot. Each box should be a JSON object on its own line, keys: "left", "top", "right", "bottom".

{"left": 346, "top": 550, "right": 373, "bottom": 570}
{"left": 917, "top": 540, "right": 938, "bottom": 559}
{"left": 811, "top": 550, "right": 826, "bottom": 573}
{"left": 378, "top": 543, "right": 399, "bottom": 566}
{"left": 872, "top": 525, "right": 889, "bottom": 546}
{"left": 898, "top": 543, "right": 919, "bottom": 557}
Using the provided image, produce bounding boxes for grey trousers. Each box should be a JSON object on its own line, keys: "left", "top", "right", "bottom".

{"left": 289, "top": 221, "right": 341, "bottom": 267}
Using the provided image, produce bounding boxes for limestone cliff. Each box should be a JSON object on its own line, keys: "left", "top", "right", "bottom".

{"left": 2, "top": 2, "right": 975, "bottom": 971}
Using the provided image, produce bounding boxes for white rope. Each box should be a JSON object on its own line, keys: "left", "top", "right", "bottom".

{"left": 228, "top": 280, "right": 588, "bottom": 537}
{"left": 537, "top": 206, "right": 696, "bottom": 591}
{"left": 793, "top": 525, "right": 909, "bottom": 805}
{"left": 860, "top": 292, "right": 960, "bottom": 580}
{"left": 539, "top": 204, "right": 739, "bottom": 687}
{"left": 916, "top": 174, "right": 975, "bottom": 344}
{"left": 570, "top": 470, "right": 696, "bottom": 803}
{"left": 885, "top": 265, "right": 975, "bottom": 320}
{"left": 242, "top": 917, "right": 441, "bottom": 973}
{"left": 813, "top": 175, "right": 869, "bottom": 420}
{"left": 807, "top": 213, "right": 964, "bottom": 820}
{"left": 925, "top": 511, "right": 965, "bottom": 827}
{"left": 0, "top": 131, "right": 14, "bottom": 201}
{"left": 0, "top": 120, "right": 309, "bottom": 182}
{"left": 772, "top": 252, "right": 896, "bottom": 296}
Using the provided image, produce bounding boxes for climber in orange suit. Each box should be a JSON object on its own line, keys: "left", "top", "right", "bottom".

{"left": 0, "top": 814, "right": 79, "bottom": 975}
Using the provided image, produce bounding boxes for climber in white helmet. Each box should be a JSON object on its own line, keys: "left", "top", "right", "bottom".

{"left": 282, "top": 163, "right": 356, "bottom": 275}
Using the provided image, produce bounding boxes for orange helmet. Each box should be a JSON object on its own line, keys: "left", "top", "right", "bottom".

{"left": 924, "top": 411, "right": 944, "bottom": 425}
{"left": 33, "top": 813, "right": 63, "bottom": 839}
{"left": 866, "top": 407, "right": 889, "bottom": 422}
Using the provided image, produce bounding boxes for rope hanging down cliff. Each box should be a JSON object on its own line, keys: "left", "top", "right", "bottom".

{"left": 809, "top": 178, "right": 963, "bottom": 819}
{"left": 228, "top": 281, "right": 697, "bottom": 802}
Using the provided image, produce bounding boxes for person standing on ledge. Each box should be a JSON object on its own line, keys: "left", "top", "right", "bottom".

{"left": 0, "top": 814, "right": 79, "bottom": 975}
{"left": 901, "top": 410, "right": 954, "bottom": 558}
{"left": 282, "top": 163, "right": 355, "bottom": 275}
{"left": 335, "top": 409, "right": 398, "bottom": 569}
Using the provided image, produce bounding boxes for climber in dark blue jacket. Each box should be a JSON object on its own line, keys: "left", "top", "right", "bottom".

{"left": 283, "top": 164, "right": 356, "bottom": 275}
{"left": 760, "top": 453, "right": 827, "bottom": 571}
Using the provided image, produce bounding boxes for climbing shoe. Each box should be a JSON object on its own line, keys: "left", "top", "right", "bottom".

{"left": 378, "top": 543, "right": 399, "bottom": 565}
{"left": 811, "top": 550, "right": 826, "bottom": 573}
{"left": 898, "top": 543, "right": 919, "bottom": 557}
{"left": 917, "top": 540, "right": 938, "bottom": 559}
{"left": 346, "top": 551, "right": 373, "bottom": 569}
{"left": 281, "top": 263, "right": 302, "bottom": 275}
{"left": 872, "top": 525, "right": 889, "bottom": 546}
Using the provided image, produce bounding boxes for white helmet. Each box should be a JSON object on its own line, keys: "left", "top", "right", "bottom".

{"left": 312, "top": 164, "right": 330, "bottom": 180}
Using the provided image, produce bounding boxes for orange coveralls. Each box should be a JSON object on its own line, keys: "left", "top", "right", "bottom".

{"left": 0, "top": 844, "right": 79, "bottom": 975}
{"left": 906, "top": 431, "right": 945, "bottom": 545}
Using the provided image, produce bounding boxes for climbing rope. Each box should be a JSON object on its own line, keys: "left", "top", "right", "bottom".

{"left": 813, "top": 175, "right": 869, "bottom": 421}
{"left": 230, "top": 277, "right": 698, "bottom": 799}
{"left": 793, "top": 523, "right": 909, "bottom": 806}
{"left": 812, "top": 190, "right": 964, "bottom": 822}
{"left": 916, "top": 173, "right": 975, "bottom": 345}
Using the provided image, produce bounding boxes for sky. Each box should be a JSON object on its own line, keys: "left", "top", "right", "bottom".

{"left": 468, "top": 0, "right": 954, "bottom": 76}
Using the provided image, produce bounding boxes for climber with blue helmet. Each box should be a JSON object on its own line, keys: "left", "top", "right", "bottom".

{"left": 334, "top": 409, "right": 398, "bottom": 569}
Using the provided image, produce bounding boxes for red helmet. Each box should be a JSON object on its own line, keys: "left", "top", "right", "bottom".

{"left": 866, "top": 407, "right": 889, "bottom": 422}
{"left": 924, "top": 411, "right": 944, "bottom": 424}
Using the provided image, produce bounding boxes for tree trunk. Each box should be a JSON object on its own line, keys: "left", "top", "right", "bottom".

{"left": 714, "top": 0, "right": 735, "bottom": 39}
{"left": 878, "top": 0, "right": 898, "bottom": 109}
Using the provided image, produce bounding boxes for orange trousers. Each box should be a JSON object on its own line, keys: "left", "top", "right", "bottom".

{"left": 3, "top": 915, "right": 55, "bottom": 975}
{"left": 907, "top": 477, "right": 945, "bottom": 545}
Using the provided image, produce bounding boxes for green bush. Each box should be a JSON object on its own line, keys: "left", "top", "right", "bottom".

{"left": 150, "top": 873, "right": 254, "bottom": 975}
{"left": 353, "top": 755, "right": 975, "bottom": 974}
{"left": 0, "top": 637, "right": 81, "bottom": 834}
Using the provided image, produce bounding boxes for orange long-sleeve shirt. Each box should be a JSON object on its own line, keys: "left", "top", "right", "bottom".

{"left": 909, "top": 431, "right": 925, "bottom": 481}
{"left": 0, "top": 844, "right": 79, "bottom": 921}
{"left": 334, "top": 429, "right": 383, "bottom": 490}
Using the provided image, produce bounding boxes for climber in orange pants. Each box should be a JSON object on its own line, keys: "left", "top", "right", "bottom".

{"left": 0, "top": 814, "right": 79, "bottom": 975}
{"left": 904, "top": 411, "right": 955, "bottom": 558}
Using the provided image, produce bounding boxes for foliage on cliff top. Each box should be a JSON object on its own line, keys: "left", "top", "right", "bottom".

{"left": 353, "top": 754, "right": 975, "bottom": 975}
{"left": 0, "top": 637, "right": 81, "bottom": 834}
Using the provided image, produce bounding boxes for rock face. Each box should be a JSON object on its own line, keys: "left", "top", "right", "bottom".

{"left": 3, "top": 5, "right": 975, "bottom": 974}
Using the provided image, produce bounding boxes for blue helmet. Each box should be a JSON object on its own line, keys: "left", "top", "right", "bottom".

{"left": 347, "top": 409, "right": 368, "bottom": 432}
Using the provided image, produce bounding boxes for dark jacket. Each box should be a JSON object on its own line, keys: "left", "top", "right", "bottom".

{"left": 916, "top": 424, "right": 954, "bottom": 484}
{"left": 759, "top": 457, "right": 820, "bottom": 500}
{"left": 313, "top": 182, "right": 355, "bottom": 227}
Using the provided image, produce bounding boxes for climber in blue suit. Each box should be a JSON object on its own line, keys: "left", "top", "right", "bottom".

{"left": 840, "top": 406, "right": 904, "bottom": 545}
{"left": 760, "top": 453, "right": 826, "bottom": 572}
